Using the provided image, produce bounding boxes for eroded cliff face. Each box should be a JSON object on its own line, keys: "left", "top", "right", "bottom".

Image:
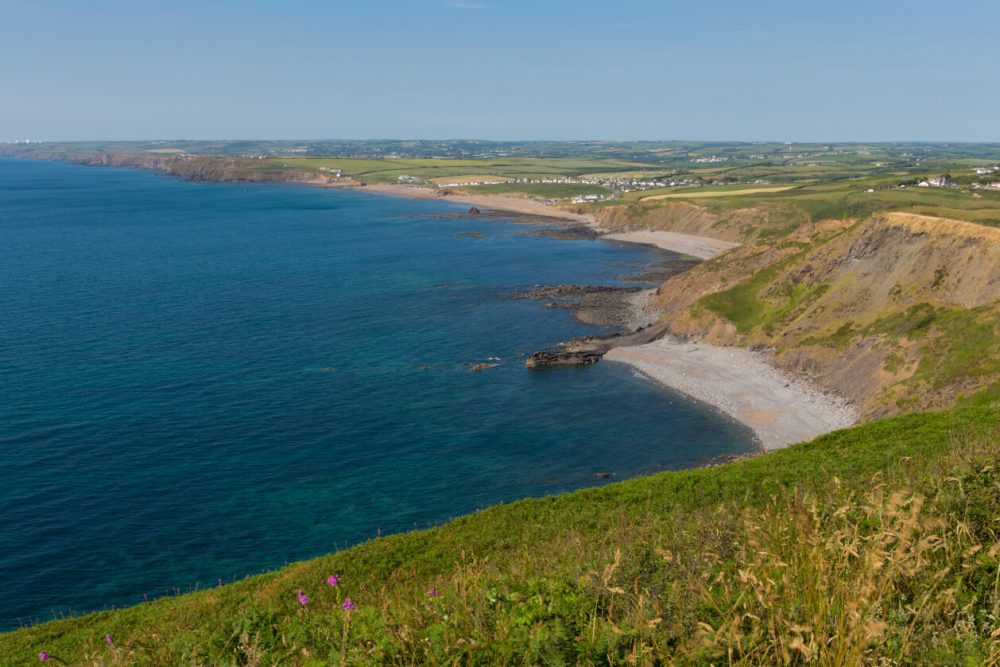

{"left": 651, "top": 213, "right": 1000, "bottom": 419}
{"left": 591, "top": 201, "right": 771, "bottom": 242}
{"left": 13, "top": 151, "right": 357, "bottom": 188}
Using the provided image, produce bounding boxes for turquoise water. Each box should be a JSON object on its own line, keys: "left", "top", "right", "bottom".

{"left": 0, "top": 158, "right": 754, "bottom": 628}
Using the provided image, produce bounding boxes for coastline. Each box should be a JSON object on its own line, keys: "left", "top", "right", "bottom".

{"left": 357, "top": 183, "right": 740, "bottom": 260}
{"left": 323, "top": 181, "right": 854, "bottom": 450}
{"left": 357, "top": 182, "right": 598, "bottom": 224}
{"left": 604, "top": 336, "right": 858, "bottom": 450}
{"left": 6, "top": 153, "right": 850, "bottom": 454}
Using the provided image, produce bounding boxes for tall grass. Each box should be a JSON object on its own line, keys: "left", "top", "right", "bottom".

{"left": 9, "top": 419, "right": 997, "bottom": 665}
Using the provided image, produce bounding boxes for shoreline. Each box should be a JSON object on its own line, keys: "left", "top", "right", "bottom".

{"left": 9, "top": 153, "right": 849, "bottom": 453}
{"left": 604, "top": 336, "right": 859, "bottom": 451}
{"left": 358, "top": 182, "right": 598, "bottom": 224}
{"left": 355, "top": 183, "right": 740, "bottom": 260}
{"left": 356, "top": 182, "right": 851, "bottom": 450}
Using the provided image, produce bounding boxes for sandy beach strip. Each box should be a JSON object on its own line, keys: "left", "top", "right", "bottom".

{"left": 601, "top": 231, "right": 740, "bottom": 260}
{"left": 361, "top": 184, "right": 744, "bottom": 260}
{"left": 359, "top": 183, "right": 597, "bottom": 224}
{"left": 604, "top": 338, "right": 858, "bottom": 450}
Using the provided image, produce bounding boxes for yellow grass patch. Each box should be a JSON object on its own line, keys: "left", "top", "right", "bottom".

{"left": 640, "top": 186, "right": 796, "bottom": 201}
{"left": 883, "top": 211, "right": 1000, "bottom": 242}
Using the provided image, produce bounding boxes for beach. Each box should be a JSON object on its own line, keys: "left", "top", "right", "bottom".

{"left": 604, "top": 338, "right": 859, "bottom": 450}
{"left": 361, "top": 183, "right": 596, "bottom": 223}
{"left": 601, "top": 230, "right": 739, "bottom": 260}
{"left": 361, "top": 183, "right": 741, "bottom": 259}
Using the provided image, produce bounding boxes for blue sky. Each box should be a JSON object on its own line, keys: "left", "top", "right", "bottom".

{"left": 2, "top": 0, "right": 999, "bottom": 141}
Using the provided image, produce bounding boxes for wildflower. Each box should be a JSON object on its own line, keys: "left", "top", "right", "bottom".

{"left": 326, "top": 574, "right": 339, "bottom": 587}
{"left": 427, "top": 586, "right": 440, "bottom": 597}
{"left": 341, "top": 598, "right": 355, "bottom": 612}
{"left": 38, "top": 652, "right": 49, "bottom": 662}
{"left": 297, "top": 590, "right": 309, "bottom": 606}
{"left": 105, "top": 634, "right": 113, "bottom": 645}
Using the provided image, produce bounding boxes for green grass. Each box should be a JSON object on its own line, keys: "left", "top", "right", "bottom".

{"left": 2, "top": 400, "right": 997, "bottom": 665}
{"left": 697, "top": 252, "right": 812, "bottom": 334}
{"left": 871, "top": 304, "right": 1000, "bottom": 399}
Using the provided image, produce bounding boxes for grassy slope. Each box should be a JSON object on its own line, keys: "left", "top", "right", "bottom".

{"left": 3, "top": 394, "right": 997, "bottom": 664}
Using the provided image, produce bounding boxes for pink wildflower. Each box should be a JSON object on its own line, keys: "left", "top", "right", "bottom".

{"left": 297, "top": 590, "right": 309, "bottom": 606}
{"left": 326, "top": 574, "right": 339, "bottom": 587}
{"left": 341, "top": 598, "right": 355, "bottom": 612}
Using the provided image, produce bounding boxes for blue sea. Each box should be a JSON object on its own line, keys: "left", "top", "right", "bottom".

{"left": 0, "top": 158, "right": 754, "bottom": 629}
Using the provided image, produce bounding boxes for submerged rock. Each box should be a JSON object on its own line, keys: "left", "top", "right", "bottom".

{"left": 470, "top": 362, "right": 499, "bottom": 372}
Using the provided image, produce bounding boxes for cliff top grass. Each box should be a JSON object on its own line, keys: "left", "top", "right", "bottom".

{"left": 2, "top": 392, "right": 997, "bottom": 665}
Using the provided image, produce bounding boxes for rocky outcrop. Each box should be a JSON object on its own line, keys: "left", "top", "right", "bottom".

{"left": 525, "top": 350, "right": 603, "bottom": 368}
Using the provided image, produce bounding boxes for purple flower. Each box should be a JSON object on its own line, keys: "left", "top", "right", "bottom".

{"left": 341, "top": 598, "right": 355, "bottom": 612}
{"left": 427, "top": 586, "right": 440, "bottom": 597}
{"left": 297, "top": 590, "right": 309, "bottom": 606}
{"left": 38, "top": 652, "right": 49, "bottom": 662}
{"left": 105, "top": 634, "right": 113, "bottom": 645}
{"left": 326, "top": 574, "right": 339, "bottom": 587}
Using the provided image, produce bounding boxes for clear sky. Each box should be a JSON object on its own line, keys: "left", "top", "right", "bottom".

{"left": 2, "top": 0, "right": 999, "bottom": 142}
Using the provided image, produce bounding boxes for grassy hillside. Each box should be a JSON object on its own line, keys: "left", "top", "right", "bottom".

{"left": 640, "top": 211, "right": 1000, "bottom": 421}
{"left": 2, "top": 395, "right": 997, "bottom": 664}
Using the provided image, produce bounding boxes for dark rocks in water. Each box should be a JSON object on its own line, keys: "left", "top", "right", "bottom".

{"left": 521, "top": 225, "right": 600, "bottom": 240}
{"left": 593, "top": 471, "right": 615, "bottom": 479}
{"left": 454, "top": 230, "right": 485, "bottom": 239}
{"left": 467, "top": 206, "right": 481, "bottom": 215}
{"left": 525, "top": 350, "right": 603, "bottom": 368}
{"left": 510, "top": 283, "right": 645, "bottom": 328}
{"left": 510, "top": 284, "right": 642, "bottom": 301}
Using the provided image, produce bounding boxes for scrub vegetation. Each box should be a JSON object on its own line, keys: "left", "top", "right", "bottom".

{"left": 2, "top": 399, "right": 997, "bottom": 665}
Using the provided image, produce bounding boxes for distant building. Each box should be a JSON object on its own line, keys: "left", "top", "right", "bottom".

{"left": 926, "top": 176, "right": 949, "bottom": 187}
{"left": 988, "top": 182, "right": 1000, "bottom": 191}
